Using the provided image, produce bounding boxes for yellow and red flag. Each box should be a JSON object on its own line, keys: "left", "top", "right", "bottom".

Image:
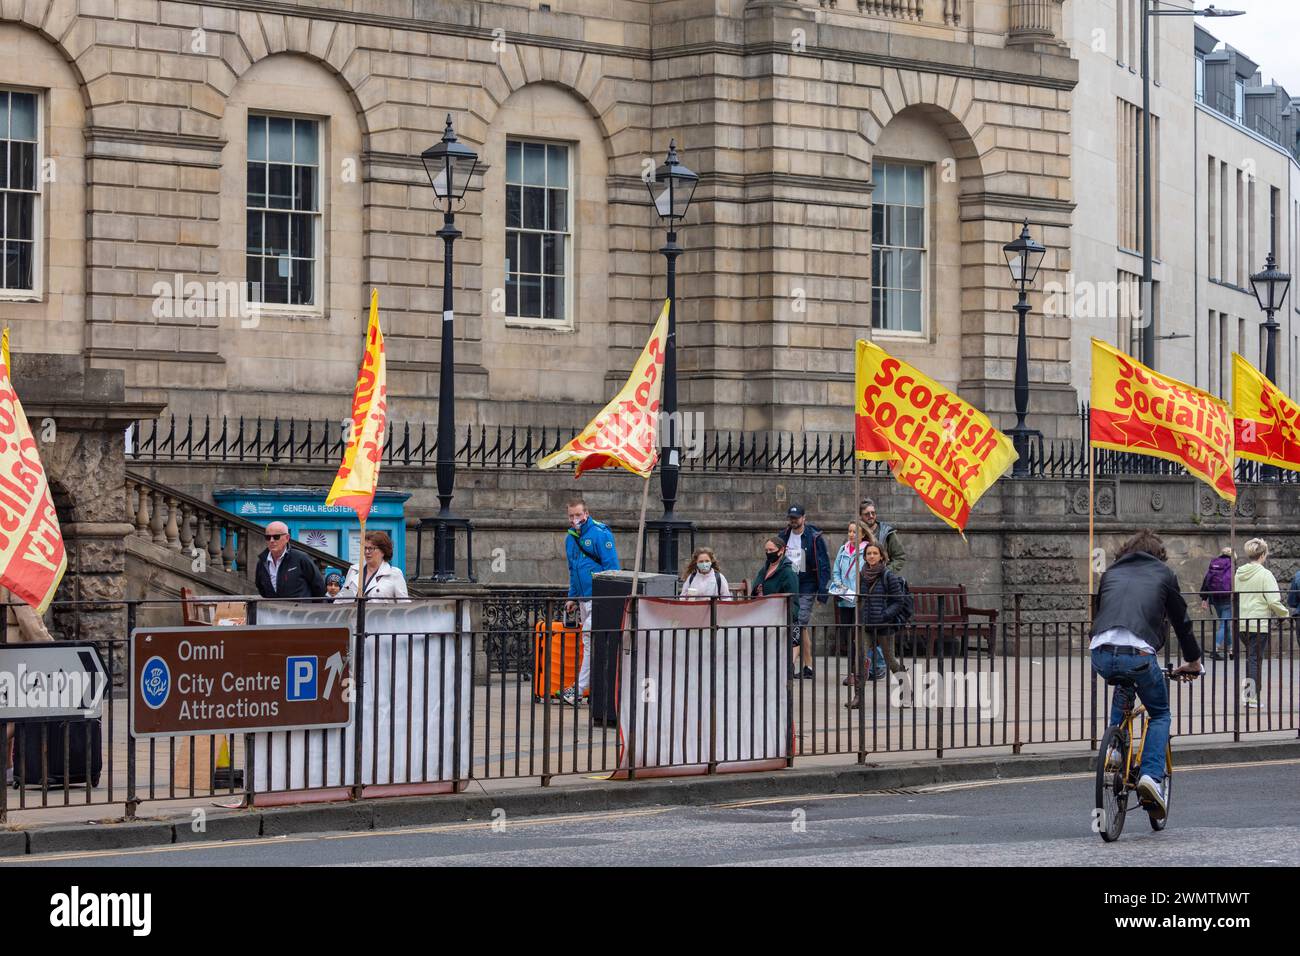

{"left": 327, "top": 290, "right": 388, "bottom": 522}
{"left": 854, "top": 340, "right": 1017, "bottom": 533}
{"left": 538, "top": 301, "right": 669, "bottom": 478}
{"left": 1090, "top": 338, "right": 1235, "bottom": 501}
{"left": 0, "top": 328, "right": 68, "bottom": 613}
{"left": 1233, "top": 352, "right": 1300, "bottom": 472}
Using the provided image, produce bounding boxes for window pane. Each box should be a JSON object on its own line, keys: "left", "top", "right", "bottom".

{"left": 248, "top": 116, "right": 267, "bottom": 161}
{"left": 246, "top": 256, "right": 262, "bottom": 300}
{"left": 887, "top": 289, "right": 902, "bottom": 330}
{"left": 505, "top": 274, "right": 518, "bottom": 316}
{"left": 505, "top": 185, "right": 521, "bottom": 228}
{"left": 0, "top": 94, "right": 7, "bottom": 140}
{"left": 543, "top": 234, "right": 566, "bottom": 276}
{"left": 265, "top": 212, "right": 290, "bottom": 256}
{"left": 6, "top": 194, "right": 32, "bottom": 239}
{"left": 10, "top": 141, "right": 34, "bottom": 191}
{"left": 904, "top": 206, "right": 924, "bottom": 248}
{"left": 519, "top": 232, "right": 541, "bottom": 273}
{"left": 290, "top": 259, "right": 313, "bottom": 305}
{"left": 246, "top": 211, "right": 262, "bottom": 255}
{"left": 543, "top": 276, "right": 564, "bottom": 319}
{"left": 547, "top": 145, "right": 568, "bottom": 187}
{"left": 267, "top": 164, "right": 292, "bottom": 209}
{"left": 900, "top": 250, "right": 921, "bottom": 290}
{"left": 523, "top": 187, "right": 545, "bottom": 230}
{"left": 9, "top": 93, "right": 35, "bottom": 141}
{"left": 871, "top": 163, "right": 883, "bottom": 198}
{"left": 268, "top": 117, "right": 293, "bottom": 163}
{"left": 871, "top": 203, "right": 884, "bottom": 243}
{"left": 547, "top": 188, "right": 567, "bottom": 232}
{"left": 290, "top": 213, "right": 313, "bottom": 259}
{"left": 871, "top": 292, "right": 882, "bottom": 328}
{"left": 294, "top": 120, "right": 318, "bottom": 164}
{"left": 505, "top": 231, "right": 517, "bottom": 274}
{"left": 293, "top": 165, "right": 317, "bottom": 212}
{"left": 886, "top": 206, "right": 905, "bottom": 246}
{"left": 247, "top": 163, "right": 266, "bottom": 208}
{"left": 901, "top": 291, "right": 922, "bottom": 332}
{"left": 884, "top": 163, "right": 904, "bottom": 204}
{"left": 263, "top": 260, "right": 288, "bottom": 303}
{"left": 506, "top": 141, "right": 521, "bottom": 183}
{"left": 0, "top": 143, "right": 6, "bottom": 190}
{"left": 5, "top": 240, "right": 32, "bottom": 290}
{"left": 871, "top": 249, "right": 881, "bottom": 287}
{"left": 905, "top": 165, "right": 923, "bottom": 206}
{"left": 523, "top": 143, "right": 545, "bottom": 186}
{"left": 519, "top": 273, "right": 541, "bottom": 317}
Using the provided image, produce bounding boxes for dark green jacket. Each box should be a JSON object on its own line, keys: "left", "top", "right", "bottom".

{"left": 752, "top": 557, "right": 799, "bottom": 622}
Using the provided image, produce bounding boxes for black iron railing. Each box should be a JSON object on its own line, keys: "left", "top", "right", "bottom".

{"left": 125, "top": 410, "right": 1300, "bottom": 482}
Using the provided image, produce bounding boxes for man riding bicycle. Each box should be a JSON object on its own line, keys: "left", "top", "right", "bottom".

{"left": 1090, "top": 531, "right": 1203, "bottom": 822}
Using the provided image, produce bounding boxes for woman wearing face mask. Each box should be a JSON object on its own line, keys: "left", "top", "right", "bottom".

{"left": 682, "top": 547, "right": 731, "bottom": 598}
{"left": 752, "top": 536, "right": 802, "bottom": 674}
{"left": 846, "top": 542, "right": 913, "bottom": 709}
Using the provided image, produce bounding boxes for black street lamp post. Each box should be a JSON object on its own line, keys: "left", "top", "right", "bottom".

{"left": 645, "top": 140, "right": 698, "bottom": 575}
{"left": 418, "top": 115, "right": 478, "bottom": 581}
{"left": 1003, "top": 219, "right": 1047, "bottom": 478}
{"left": 1250, "top": 251, "right": 1292, "bottom": 481}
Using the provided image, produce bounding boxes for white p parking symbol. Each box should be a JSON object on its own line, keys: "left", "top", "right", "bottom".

{"left": 286, "top": 656, "right": 318, "bottom": 701}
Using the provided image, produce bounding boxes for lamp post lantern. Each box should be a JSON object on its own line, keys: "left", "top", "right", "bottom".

{"left": 1250, "top": 251, "right": 1292, "bottom": 481}
{"left": 418, "top": 114, "right": 478, "bottom": 581}
{"left": 1003, "top": 219, "right": 1047, "bottom": 478}
{"left": 645, "top": 140, "right": 698, "bottom": 574}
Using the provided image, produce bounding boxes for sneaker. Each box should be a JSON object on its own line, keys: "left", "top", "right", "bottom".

{"left": 561, "top": 686, "right": 578, "bottom": 706}
{"left": 802, "top": 666, "right": 815, "bottom": 680}
{"left": 1136, "top": 774, "right": 1168, "bottom": 821}
{"left": 1244, "top": 699, "right": 1260, "bottom": 709}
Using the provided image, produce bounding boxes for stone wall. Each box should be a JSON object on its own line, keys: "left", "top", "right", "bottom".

{"left": 134, "top": 457, "right": 1300, "bottom": 628}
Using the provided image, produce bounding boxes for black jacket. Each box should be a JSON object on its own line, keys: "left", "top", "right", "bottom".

{"left": 777, "top": 524, "right": 832, "bottom": 601}
{"left": 857, "top": 569, "right": 904, "bottom": 627}
{"left": 255, "top": 546, "right": 326, "bottom": 599}
{"left": 1090, "top": 552, "right": 1200, "bottom": 662}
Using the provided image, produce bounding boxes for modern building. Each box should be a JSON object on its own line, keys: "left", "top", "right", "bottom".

{"left": 1064, "top": 1, "right": 1300, "bottom": 404}
{"left": 1, "top": 0, "right": 1083, "bottom": 445}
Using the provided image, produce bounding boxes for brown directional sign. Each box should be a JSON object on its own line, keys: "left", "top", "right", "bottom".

{"left": 130, "top": 625, "right": 352, "bottom": 737}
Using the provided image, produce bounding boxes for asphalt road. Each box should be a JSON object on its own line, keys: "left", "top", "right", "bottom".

{"left": 7, "top": 759, "right": 1299, "bottom": 867}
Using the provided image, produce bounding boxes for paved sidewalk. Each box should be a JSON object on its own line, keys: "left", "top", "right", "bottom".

{"left": 3, "top": 652, "right": 1296, "bottom": 829}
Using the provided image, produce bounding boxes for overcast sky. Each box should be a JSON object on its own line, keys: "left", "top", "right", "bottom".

{"left": 1186, "top": 0, "right": 1300, "bottom": 93}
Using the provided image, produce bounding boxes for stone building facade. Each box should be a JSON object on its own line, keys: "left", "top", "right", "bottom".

{"left": 0, "top": 0, "right": 1082, "bottom": 442}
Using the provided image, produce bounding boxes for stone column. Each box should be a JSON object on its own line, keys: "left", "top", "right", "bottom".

{"left": 11, "top": 354, "right": 165, "bottom": 678}
{"left": 1007, "top": 0, "right": 1066, "bottom": 53}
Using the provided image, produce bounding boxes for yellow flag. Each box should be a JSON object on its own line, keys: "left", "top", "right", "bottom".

{"left": 0, "top": 331, "right": 68, "bottom": 613}
{"left": 1232, "top": 352, "right": 1300, "bottom": 473}
{"left": 327, "top": 290, "right": 388, "bottom": 522}
{"left": 538, "top": 301, "right": 669, "bottom": 478}
{"left": 854, "top": 340, "right": 1016, "bottom": 533}
{"left": 1089, "top": 338, "right": 1235, "bottom": 501}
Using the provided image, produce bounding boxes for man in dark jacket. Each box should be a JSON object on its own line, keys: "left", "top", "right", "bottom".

{"left": 859, "top": 499, "right": 906, "bottom": 574}
{"left": 778, "top": 505, "right": 831, "bottom": 679}
{"left": 255, "top": 521, "right": 327, "bottom": 599}
{"left": 1090, "top": 530, "right": 1202, "bottom": 823}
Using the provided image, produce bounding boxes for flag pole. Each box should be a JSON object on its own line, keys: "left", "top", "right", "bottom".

{"left": 630, "top": 474, "right": 651, "bottom": 596}
{"left": 1088, "top": 439, "right": 1095, "bottom": 616}
{"left": 357, "top": 517, "right": 368, "bottom": 598}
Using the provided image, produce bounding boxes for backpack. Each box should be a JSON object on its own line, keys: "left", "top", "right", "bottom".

{"left": 891, "top": 571, "right": 915, "bottom": 625}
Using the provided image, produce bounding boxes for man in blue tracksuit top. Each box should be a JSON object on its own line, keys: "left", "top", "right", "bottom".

{"left": 562, "top": 494, "right": 620, "bottom": 705}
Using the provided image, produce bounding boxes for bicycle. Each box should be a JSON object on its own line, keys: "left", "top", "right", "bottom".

{"left": 1094, "top": 666, "right": 1199, "bottom": 843}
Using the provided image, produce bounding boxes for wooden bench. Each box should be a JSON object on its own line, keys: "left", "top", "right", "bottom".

{"left": 898, "top": 585, "right": 999, "bottom": 656}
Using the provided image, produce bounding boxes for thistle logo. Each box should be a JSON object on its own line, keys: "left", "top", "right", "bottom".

{"left": 140, "top": 656, "right": 170, "bottom": 710}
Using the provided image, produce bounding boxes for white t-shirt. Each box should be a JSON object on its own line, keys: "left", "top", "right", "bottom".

{"left": 1090, "top": 626, "right": 1155, "bottom": 654}
{"left": 785, "top": 534, "right": 806, "bottom": 574}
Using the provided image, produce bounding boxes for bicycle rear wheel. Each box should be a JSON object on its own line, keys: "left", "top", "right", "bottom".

{"left": 1149, "top": 742, "right": 1173, "bottom": 831}
{"left": 1095, "top": 725, "right": 1128, "bottom": 842}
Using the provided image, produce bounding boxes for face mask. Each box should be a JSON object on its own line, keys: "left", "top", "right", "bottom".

{"left": 765, "top": 552, "right": 779, "bottom": 565}
{"left": 696, "top": 561, "right": 712, "bottom": 574}
{"left": 569, "top": 515, "right": 584, "bottom": 530}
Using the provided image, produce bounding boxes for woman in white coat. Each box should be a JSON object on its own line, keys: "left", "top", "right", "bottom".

{"left": 336, "top": 530, "right": 410, "bottom": 601}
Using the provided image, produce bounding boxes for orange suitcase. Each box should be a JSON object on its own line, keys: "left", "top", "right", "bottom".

{"left": 533, "top": 620, "right": 585, "bottom": 700}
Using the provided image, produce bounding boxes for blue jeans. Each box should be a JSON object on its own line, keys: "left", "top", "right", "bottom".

{"left": 1211, "top": 602, "right": 1233, "bottom": 651}
{"left": 1091, "top": 647, "right": 1170, "bottom": 783}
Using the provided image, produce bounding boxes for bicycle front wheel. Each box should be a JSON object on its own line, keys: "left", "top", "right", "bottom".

{"left": 1095, "top": 725, "right": 1128, "bottom": 842}
{"left": 1149, "top": 742, "right": 1173, "bottom": 832}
